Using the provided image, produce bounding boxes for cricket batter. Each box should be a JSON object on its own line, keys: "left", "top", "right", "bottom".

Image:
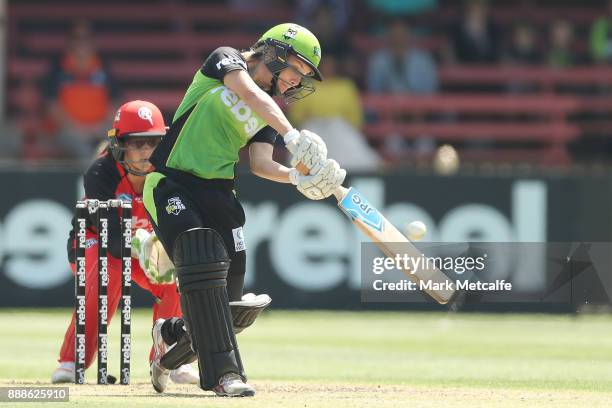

{"left": 144, "top": 23, "right": 345, "bottom": 396}
{"left": 52, "top": 100, "right": 198, "bottom": 384}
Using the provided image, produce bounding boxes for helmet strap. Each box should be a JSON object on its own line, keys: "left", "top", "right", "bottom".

{"left": 108, "top": 136, "right": 151, "bottom": 177}
{"left": 122, "top": 159, "right": 150, "bottom": 177}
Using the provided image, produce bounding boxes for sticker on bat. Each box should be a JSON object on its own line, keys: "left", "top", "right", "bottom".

{"left": 338, "top": 187, "right": 384, "bottom": 232}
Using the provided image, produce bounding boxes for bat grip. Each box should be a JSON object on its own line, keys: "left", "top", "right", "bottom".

{"left": 296, "top": 162, "right": 309, "bottom": 175}
{"left": 288, "top": 135, "right": 347, "bottom": 198}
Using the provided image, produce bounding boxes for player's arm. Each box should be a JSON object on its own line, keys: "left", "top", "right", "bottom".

{"left": 203, "top": 47, "right": 326, "bottom": 168}
{"left": 249, "top": 137, "right": 345, "bottom": 200}
{"left": 83, "top": 158, "right": 123, "bottom": 258}
{"left": 224, "top": 69, "right": 293, "bottom": 136}
{"left": 202, "top": 47, "right": 292, "bottom": 136}
{"left": 249, "top": 141, "right": 292, "bottom": 183}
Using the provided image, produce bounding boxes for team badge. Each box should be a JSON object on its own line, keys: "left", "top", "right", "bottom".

{"left": 166, "top": 197, "right": 186, "bottom": 215}
{"left": 313, "top": 46, "right": 321, "bottom": 58}
{"left": 283, "top": 27, "right": 297, "bottom": 40}
{"left": 138, "top": 106, "right": 154, "bottom": 125}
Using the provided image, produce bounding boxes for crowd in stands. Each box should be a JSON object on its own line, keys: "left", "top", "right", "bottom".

{"left": 5, "top": 0, "right": 612, "bottom": 168}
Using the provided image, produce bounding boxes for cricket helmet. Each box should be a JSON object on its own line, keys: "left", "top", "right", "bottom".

{"left": 107, "top": 100, "right": 167, "bottom": 175}
{"left": 252, "top": 23, "right": 323, "bottom": 102}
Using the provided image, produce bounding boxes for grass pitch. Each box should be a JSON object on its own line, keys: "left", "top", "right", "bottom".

{"left": 0, "top": 309, "right": 611, "bottom": 407}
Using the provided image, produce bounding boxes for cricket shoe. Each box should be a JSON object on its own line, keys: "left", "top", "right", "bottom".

{"left": 170, "top": 364, "right": 199, "bottom": 384}
{"left": 51, "top": 362, "right": 74, "bottom": 384}
{"left": 150, "top": 319, "right": 170, "bottom": 393}
{"left": 213, "top": 372, "right": 255, "bottom": 397}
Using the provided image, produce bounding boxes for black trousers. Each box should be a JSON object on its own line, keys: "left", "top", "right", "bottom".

{"left": 145, "top": 174, "right": 246, "bottom": 301}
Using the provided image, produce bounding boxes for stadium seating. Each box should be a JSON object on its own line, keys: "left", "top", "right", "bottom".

{"left": 7, "top": 1, "right": 612, "bottom": 165}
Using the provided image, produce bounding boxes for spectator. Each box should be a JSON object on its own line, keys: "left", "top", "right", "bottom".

{"left": 300, "top": 3, "right": 353, "bottom": 61}
{"left": 304, "top": 3, "right": 365, "bottom": 87}
{"left": 1, "top": 80, "right": 60, "bottom": 162}
{"left": 0, "top": 83, "right": 29, "bottom": 161}
{"left": 590, "top": 0, "right": 612, "bottom": 63}
{"left": 296, "top": 0, "right": 351, "bottom": 37}
{"left": 365, "top": 0, "right": 437, "bottom": 17}
{"left": 289, "top": 54, "right": 381, "bottom": 171}
{"left": 366, "top": 18, "right": 439, "bottom": 94}
{"left": 45, "top": 20, "right": 119, "bottom": 165}
{"left": 505, "top": 23, "right": 542, "bottom": 65}
{"left": 450, "top": 0, "right": 501, "bottom": 64}
{"left": 547, "top": 19, "right": 576, "bottom": 68}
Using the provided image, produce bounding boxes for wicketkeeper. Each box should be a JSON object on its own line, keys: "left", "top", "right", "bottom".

{"left": 52, "top": 100, "right": 198, "bottom": 384}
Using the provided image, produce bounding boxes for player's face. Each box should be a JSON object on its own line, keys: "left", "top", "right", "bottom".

{"left": 277, "top": 54, "right": 314, "bottom": 95}
{"left": 124, "top": 137, "right": 161, "bottom": 175}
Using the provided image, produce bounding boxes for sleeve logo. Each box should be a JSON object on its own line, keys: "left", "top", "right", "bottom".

{"left": 216, "top": 56, "right": 247, "bottom": 71}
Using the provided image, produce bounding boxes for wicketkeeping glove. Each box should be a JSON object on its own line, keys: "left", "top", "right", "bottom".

{"left": 131, "top": 229, "right": 175, "bottom": 285}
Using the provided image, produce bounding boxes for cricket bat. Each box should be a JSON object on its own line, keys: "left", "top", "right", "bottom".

{"left": 294, "top": 162, "right": 455, "bottom": 304}
{"left": 331, "top": 185, "right": 455, "bottom": 304}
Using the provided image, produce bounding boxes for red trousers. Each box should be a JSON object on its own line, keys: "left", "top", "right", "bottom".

{"left": 58, "top": 233, "right": 181, "bottom": 367}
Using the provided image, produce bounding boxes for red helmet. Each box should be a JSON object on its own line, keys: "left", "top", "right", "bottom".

{"left": 107, "top": 100, "right": 167, "bottom": 176}
{"left": 108, "top": 100, "right": 167, "bottom": 138}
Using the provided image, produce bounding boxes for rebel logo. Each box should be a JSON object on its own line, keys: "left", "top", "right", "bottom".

{"left": 98, "top": 334, "right": 108, "bottom": 363}
{"left": 122, "top": 260, "right": 132, "bottom": 287}
{"left": 99, "top": 256, "right": 109, "bottom": 286}
{"left": 121, "top": 334, "right": 131, "bottom": 364}
{"left": 77, "top": 219, "right": 87, "bottom": 247}
{"left": 76, "top": 334, "right": 86, "bottom": 364}
{"left": 99, "top": 295, "right": 108, "bottom": 325}
{"left": 99, "top": 219, "right": 108, "bottom": 248}
{"left": 76, "top": 258, "right": 86, "bottom": 286}
{"left": 123, "top": 218, "right": 132, "bottom": 245}
{"left": 122, "top": 296, "right": 131, "bottom": 325}
{"left": 76, "top": 296, "right": 86, "bottom": 325}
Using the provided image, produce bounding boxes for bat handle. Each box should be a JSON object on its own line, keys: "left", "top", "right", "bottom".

{"left": 296, "top": 163, "right": 348, "bottom": 202}
{"left": 333, "top": 185, "right": 349, "bottom": 201}
{"left": 296, "top": 162, "right": 309, "bottom": 175}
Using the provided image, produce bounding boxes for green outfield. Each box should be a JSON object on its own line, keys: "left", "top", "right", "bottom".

{"left": 0, "top": 309, "right": 611, "bottom": 407}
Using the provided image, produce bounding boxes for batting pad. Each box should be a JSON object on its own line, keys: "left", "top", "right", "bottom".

{"left": 230, "top": 293, "right": 272, "bottom": 334}
{"left": 173, "top": 228, "right": 245, "bottom": 390}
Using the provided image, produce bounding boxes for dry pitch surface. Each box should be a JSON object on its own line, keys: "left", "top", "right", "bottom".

{"left": 1, "top": 309, "right": 611, "bottom": 407}
{"left": 2, "top": 380, "right": 610, "bottom": 408}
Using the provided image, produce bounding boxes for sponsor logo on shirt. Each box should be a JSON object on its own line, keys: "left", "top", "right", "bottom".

{"left": 117, "top": 193, "right": 133, "bottom": 203}
{"left": 210, "top": 86, "right": 261, "bottom": 137}
{"left": 215, "top": 56, "right": 247, "bottom": 71}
